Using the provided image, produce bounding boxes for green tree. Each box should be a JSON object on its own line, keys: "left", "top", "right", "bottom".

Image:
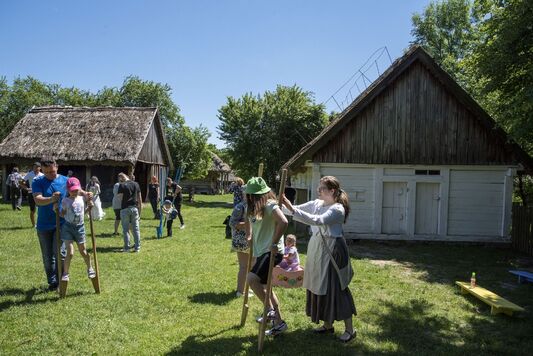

{"left": 469, "top": 0, "right": 533, "bottom": 153}
{"left": 0, "top": 77, "right": 55, "bottom": 141}
{"left": 411, "top": 0, "right": 479, "bottom": 85}
{"left": 218, "top": 85, "right": 328, "bottom": 183}
{"left": 167, "top": 125, "right": 212, "bottom": 180}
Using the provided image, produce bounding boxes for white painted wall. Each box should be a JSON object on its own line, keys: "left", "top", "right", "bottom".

{"left": 289, "top": 163, "right": 515, "bottom": 240}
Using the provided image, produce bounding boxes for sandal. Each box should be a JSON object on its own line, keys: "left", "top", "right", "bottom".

{"left": 312, "top": 326, "right": 335, "bottom": 334}
{"left": 339, "top": 330, "right": 356, "bottom": 343}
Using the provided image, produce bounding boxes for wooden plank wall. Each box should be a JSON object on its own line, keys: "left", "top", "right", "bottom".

{"left": 314, "top": 61, "right": 514, "bottom": 166}
{"left": 137, "top": 122, "right": 166, "bottom": 165}
{"left": 512, "top": 204, "right": 533, "bottom": 256}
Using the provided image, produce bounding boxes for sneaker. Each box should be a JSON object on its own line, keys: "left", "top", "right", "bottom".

{"left": 61, "top": 273, "right": 69, "bottom": 282}
{"left": 122, "top": 248, "right": 130, "bottom": 253}
{"left": 87, "top": 268, "right": 96, "bottom": 279}
{"left": 16, "top": 206, "right": 21, "bottom": 211}
{"left": 265, "top": 320, "right": 288, "bottom": 337}
{"left": 180, "top": 224, "right": 185, "bottom": 229}
{"left": 48, "top": 283, "right": 58, "bottom": 291}
{"left": 256, "top": 309, "right": 276, "bottom": 324}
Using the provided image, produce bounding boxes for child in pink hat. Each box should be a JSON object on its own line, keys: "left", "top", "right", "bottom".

{"left": 57, "top": 177, "right": 95, "bottom": 281}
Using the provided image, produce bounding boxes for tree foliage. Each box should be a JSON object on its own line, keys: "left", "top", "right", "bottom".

{"left": 0, "top": 76, "right": 211, "bottom": 178}
{"left": 217, "top": 85, "right": 328, "bottom": 184}
{"left": 411, "top": 0, "right": 533, "bottom": 154}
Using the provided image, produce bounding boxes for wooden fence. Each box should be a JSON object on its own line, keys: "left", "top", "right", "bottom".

{"left": 512, "top": 204, "right": 533, "bottom": 256}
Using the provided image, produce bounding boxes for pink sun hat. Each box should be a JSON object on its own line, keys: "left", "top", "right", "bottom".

{"left": 67, "top": 177, "right": 81, "bottom": 192}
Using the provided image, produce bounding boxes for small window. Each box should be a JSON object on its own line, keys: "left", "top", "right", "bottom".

{"left": 415, "top": 169, "right": 441, "bottom": 176}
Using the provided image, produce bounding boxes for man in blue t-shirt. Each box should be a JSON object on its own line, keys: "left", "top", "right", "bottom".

{"left": 32, "top": 158, "right": 92, "bottom": 291}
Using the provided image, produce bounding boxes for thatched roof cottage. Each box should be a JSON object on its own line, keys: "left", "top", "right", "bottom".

{"left": 0, "top": 106, "right": 173, "bottom": 201}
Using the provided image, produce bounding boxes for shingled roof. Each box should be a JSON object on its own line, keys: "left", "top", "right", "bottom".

{"left": 0, "top": 106, "right": 172, "bottom": 167}
{"left": 283, "top": 46, "right": 533, "bottom": 173}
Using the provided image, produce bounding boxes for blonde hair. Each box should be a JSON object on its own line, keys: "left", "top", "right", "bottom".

{"left": 285, "top": 234, "right": 296, "bottom": 246}
{"left": 320, "top": 176, "right": 350, "bottom": 223}
{"left": 234, "top": 177, "right": 244, "bottom": 186}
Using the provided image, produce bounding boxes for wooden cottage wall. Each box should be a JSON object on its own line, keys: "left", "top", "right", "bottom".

{"left": 137, "top": 122, "right": 166, "bottom": 165}
{"left": 313, "top": 61, "right": 515, "bottom": 166}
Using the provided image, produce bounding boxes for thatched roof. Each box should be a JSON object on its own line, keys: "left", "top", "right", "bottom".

{"left": 0, "top": 106, "right": 172, "bottom": 167}
{"left": 210, "top": 152, "right": 231, "bottom": 173}
{"left": 283, "top": 46, "right": 533, "bottom": 173}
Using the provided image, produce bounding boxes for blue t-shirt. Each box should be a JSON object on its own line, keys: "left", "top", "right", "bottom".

{"left": 32, "top": 174, "right": 68, "bottom": 231}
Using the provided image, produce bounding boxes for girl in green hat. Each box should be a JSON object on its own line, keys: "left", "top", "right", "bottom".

{"left": 245, "top": 176, "right": 289, "bottom": 337}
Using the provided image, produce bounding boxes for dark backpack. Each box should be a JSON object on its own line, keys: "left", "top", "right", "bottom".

{"left": 223, "top": 215, "right": 232, "bottom": 239}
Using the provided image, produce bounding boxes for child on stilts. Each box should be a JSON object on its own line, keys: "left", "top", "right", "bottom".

{"left": 56, "top": 177, "right": 96, "bottom": 282}
{"left": 245, "top": 177, "right": 288, "bottom": 337}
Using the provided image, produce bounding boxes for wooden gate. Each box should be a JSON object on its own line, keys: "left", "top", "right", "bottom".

{"left": 512, "top": 204, "right": 533, "bottom": 256}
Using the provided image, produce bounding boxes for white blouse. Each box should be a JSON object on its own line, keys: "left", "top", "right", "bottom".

{"left": 291, "top": 200, "right": 345, "bottom": 295}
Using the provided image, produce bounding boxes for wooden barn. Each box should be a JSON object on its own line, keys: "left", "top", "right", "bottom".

{"left": 0, "top": 106, "right": 173, "bottom": 202}
{"left": 284, "top": 46, "right": 533, "bottom": 242}
{"left": 180, "top": 152, "right": 234, "bottom": 195}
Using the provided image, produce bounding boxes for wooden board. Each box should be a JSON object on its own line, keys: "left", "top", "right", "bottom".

{"left": 455, "top": 281, "right": 524, "bottom": 316}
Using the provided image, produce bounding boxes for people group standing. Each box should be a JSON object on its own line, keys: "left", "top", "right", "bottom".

{"left": 282, "top": 175, "right": 356, "bottom": 343}
{"left": 86, "top": 176, "right": 105, "bottom": 221}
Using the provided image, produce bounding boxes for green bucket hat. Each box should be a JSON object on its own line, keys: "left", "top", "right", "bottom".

{"left": 245, "top": 177, "right": 271, "bottom": 195}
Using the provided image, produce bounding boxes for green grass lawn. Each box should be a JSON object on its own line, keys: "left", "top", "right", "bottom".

{"left": 1, "top": 194, "right": 532, "bottom": 355}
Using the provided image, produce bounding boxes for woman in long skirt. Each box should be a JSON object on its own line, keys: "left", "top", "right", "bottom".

{"left": 282, "top": 175, "right": 356, "bottom": 343}
{"left": 87, "top": 176, "right": 105, "bottom": 220}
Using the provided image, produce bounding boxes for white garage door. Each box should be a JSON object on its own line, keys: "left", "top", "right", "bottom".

{"left": 448, "top": 170, "right": 504, "bottom": 236}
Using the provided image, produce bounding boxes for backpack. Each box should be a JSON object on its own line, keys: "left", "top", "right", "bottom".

{"left": 223, "top": 215, "right": 232, "bottom": 239}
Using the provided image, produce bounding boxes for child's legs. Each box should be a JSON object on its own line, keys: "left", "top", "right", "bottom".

{"left": 175, "top": 204, "right": 184, "bottom": 225}
{"left": 236, "top": 251, "right": 248, "bottom": 293}
{"left": 62, "top": 241, "right": 75, "bottom": 275}
{"left": 166, "top": 219, "right": 173, "bottom": 236}
{"left": 76, "top": 242, "right": 92, "bottom": 269}
{"left": 278, "top": 260, "right": 289, "bottom": 269}
{"left": 287, "top": 262, "right": 300, "bottom": 271}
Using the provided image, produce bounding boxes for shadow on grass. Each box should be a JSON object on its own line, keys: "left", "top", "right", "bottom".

{"left": 87, "top": 246, "right": 123, "bottom": 254}
{"left": 165, "top": 328, "right": 355, "bottom": 355}
{"left": 96, "top": 232, "right": 121, "bottom": 239}
{"left": 185, "top": 201, "right": 233, "bottom": 209}
{"left": 0, "top": 287, "right": 85, "bottom": 312}
{"left": 0, "top": 225, "right": 30, "bottom": 231}
{"left": 188, "top": 291, "right": 236, "bottom": 306}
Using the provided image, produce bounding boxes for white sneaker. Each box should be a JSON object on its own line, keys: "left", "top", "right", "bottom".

{"left": 265, "top": 320, "right": 288, "bottom": 337}
{"left": 180, "top": 224, "right": 185, "bottom": 229}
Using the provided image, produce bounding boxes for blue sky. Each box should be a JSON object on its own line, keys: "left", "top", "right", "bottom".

{"left": 1, "top": 0, "right": 430, "bottom": 147}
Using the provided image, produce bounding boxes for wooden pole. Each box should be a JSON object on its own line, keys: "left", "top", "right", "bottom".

{"left": 88, "top": 204, "right": 101, "bottom": 294}
{"left": 56, "top": 207, "right": 66, "bottom": 297}
{"left": 240, "top": 163, "right": 263, "bottom": 327}
{"left": 258, "top": 168, "right": 287, "bottom": 352}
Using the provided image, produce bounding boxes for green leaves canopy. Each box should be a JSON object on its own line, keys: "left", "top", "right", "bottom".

{"left": 217, "top": 85, "right": 328, "bottom": 184}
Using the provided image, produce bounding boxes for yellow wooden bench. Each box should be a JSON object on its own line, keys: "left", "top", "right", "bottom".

{"left": 455, "top": 281, "right": 525, "bottom": 316}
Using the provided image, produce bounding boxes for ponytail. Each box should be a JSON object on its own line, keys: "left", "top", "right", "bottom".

{"left": 320, "top": 176, "right": 350, "bottom": 223}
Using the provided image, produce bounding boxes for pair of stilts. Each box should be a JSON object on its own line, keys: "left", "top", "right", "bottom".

{"left": 56, "top": 205, "right": 101, "bottom": 298}
{"left": 240, "top": 164, "right": 288, "bottom": 352}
